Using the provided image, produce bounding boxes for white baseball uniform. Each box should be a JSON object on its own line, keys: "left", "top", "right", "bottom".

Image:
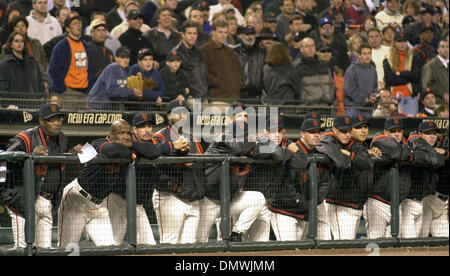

{"left": 327, "top": 203, "right": 363, "bottom": 240}
{"left": 364, "top": 197, "right": 402, "bottom": 239}
{"left": 270, "top": 211, "right": 309, "bottom": 241}
{"left": 420, "top": 193, "right": 449, "bottom": 237}
{"left": 399, "top": 198, "right": 423, "bottom": 238}
{"left": 317, "top": 201, "right": 332, "bottom": 240}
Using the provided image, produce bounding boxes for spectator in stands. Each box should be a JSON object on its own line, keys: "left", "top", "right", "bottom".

{"left": 6, "top": 0, "right": 33, "bottom": 18}
{"left": 209, "top": 0, "right": 245, "bottom": 25}
{"left": 417, "top": 88, "right": 438, "bottom": 117}
{"left": 344, "top": 42, "right": 378, "bottom": 117}
{"left": 0, "top": 8, "right": 22, "bottom": 49}
{"left": 145, "top": 6, "right": 182, "bottom": 69}
{"left": 0, "top": 16, "right": 47, "bottom": 75}
{"left": 118, "top": 10, "right": 154, "bottom": 66}
{"left": 346, "top": 0, "right": 369, "bottom": 26}
{"left": 129, "top": 48, "right": 165, "bottom": 107}
{"left": 347, "top": 33, "right": 363, "bottom": 64}
{"left": 262, "top": 12, "right": 278, "bottom": 34}
{"left": 359, "top": 16, "right": 377, "bottom": 42}
{"left": 375, "top": 0, "right": 404, "bottom": 31}
{"left": 408, "top": 7, "right": 441, "bottom": 48}
{"left": 367, "top": 28, "right": 391, "bottom": 88}
{"left": 226, "top": 15, "right": 240, "bottom": 46}
{"left": 345, "top": 19, "right": 362, "bottom": 41}
{"left": 245, "top": 13, "right": 264, "bottom": 36}
{"left": 261, "top": 42, "right": 297, "bottom": 105}
{"left": 402, "top": 0, "right": 421, "bottom": 21}
{"left": 421, "top": 38, "right": 449, "bottom": 105}
{"left": 381, "top": 24, "right": 396, "bottom": 47}
{"left": 318, "top": 0, "right": 344, "bottom": 19}
{"left": 383, "top": 31, "right": 422, "bottom": 116}
{"left": 48, "top": 14, "right": 94, "bottom": 110}
{"left": 160, "top": 50, "right": 189, "bottom": 101}
{"left": 48, "top": 0, "right": 65, "bottom": 17}
{"left": 436, "top": 103, "right": 449, "bottom": 117}
{"left": 87, "top": 19, "right": 114, "bottom": 84}
{"left": 293, "top": 37, "right": 335, "bottom": 106}
{"left": 234, "top": 26, "right": 265, "bottom": 100}
{"left": 413, "top": 23, "right": 437, "bottom": 67}
{"left": 275, "top": 0, "right": 294, "bottom": 39}
{"left": 87, "top": 46, "right": 137, "bottom": 110}
{"left": 372, "top": 88, "right": 399, "bottom": 117}
{"left": 284, "top": 14, "right": 303, "bottom": 47}
{"left": 200, "top": 19, "right": 243, "bottom": 101}
{"left": 0, "top": 31, "right": 45, "bottom": 101}
{"left": 188, "top": 6, "right": 211, "bottom": 48}
{"left": 111, "top": 1, "right": 151, "bottom": 39}
{"left": 106, "top": 0, "right": 131, "bottom": 32}
{"left": 26, "top": 0, "right": 62, "bottom": 46}
{"left": 85, "top": 11, "right": 122, "bottom": 55}
{"left": 54, "top": 6, "right": 69, "bottom": 33}
{"left": 316, "top": 41, "right": 336, "bottom": 76}
{"left": 316, "top": 17, "right": 350, "bottom": 71}
{"left": 265, "top": 0, "right": 282, "bottom": 17}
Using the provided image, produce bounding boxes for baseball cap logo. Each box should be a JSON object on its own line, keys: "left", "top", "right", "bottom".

{"left": 142, "top": 113, "right": 148, "bottom": 120}
{"left": 312, "top": 113, "right": 317, "bottom": 118}
{"left": 345, "top": 117, "right": 350, "bottom": 125}
{"left": 394, "top": 118, "right": 399, "bottom": 124}
{"left": 202, "top": 1, "right": 206, "bottom": 7}
{"left": 358, "top": 114, "right": 364, "bottom": 122}
{"left": 50, "top": 105, "right": 57, "bottom": 112}
{"left": 172, "top": 50, "right": 177, "bottom": 56}
{"left": 313, "top": 120, "right": 318, "bottom": 127}
{"left": 428, "top": 121, "right": 433, "bottom": 127}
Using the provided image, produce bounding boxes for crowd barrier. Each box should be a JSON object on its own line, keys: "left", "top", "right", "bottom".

{"left": 0, "top": 151, "right": 447, "bottom": 256}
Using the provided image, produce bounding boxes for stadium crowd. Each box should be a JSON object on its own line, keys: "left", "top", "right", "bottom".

{"left": 0, "top": 0, "right": 447, "bottom": 117}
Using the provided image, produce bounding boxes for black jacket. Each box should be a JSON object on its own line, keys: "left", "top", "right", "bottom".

{"left": 87, "top": 40, "right": 114, "bottom": 83}
{"left": 269, "top": 139, "right": 331, "bottom": 221}
{"left": 153, "top": 125, "right": 205, "bottom": 202}
{"left": 171, "top": 42, "right": 208, "bottom": 98}
{"left": 78, "top": 137, "right": 161, "bottom": 200}
{"left": 369, "top": 133, "right": 412, "bottom": 204}
{"left": 159, "top": 66, "right": 189, "bottom": 100}
{"left": 144, "top": 28, "right": 182, "bottom": 67}
{"left": 105, "top": 6, "right": 124, "bottom": 32}
{"left": 1, "top": 126, "right": 68, "bottom": 215}
{"left": 262, "top": 63, "right": 297, "bottom": 105}
{"left": 0, "top": 54, "right": 45, "bottom": 102}
{"left": 233, "top": 43, "right": 265, "bottom": 98}
{"left": 435, "top": 135, "right": 449, "bottom": 196}
{"left": 407, "top": 133, "right": 447, "bottom": 200}
{"left": 118, "top": 28, "right": 154, "bottom": 66}
{"left": 6, "top": 0, "right": 32, "bottom": 18}
{"left": 383, "top": 54, "right": 422, "bottom": 97}
{"left": 317, "top": 132, "right": 374, "bottom": 210}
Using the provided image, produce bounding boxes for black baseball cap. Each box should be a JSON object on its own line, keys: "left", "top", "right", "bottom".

{"left": 166, "top": 99, "right": 190, "bottom": 114}
{"left": 421, "top": 88, "right": 437, "bottom": 101}
{"left": 352, "top": 114, "right": 370, "bottom": 128}
{"left": 384, "top": 117, "right": 404, "bottom": 130}
{"left": 256, "top": 27, "right": 278, "bottom": 41}
{"left": 263, "top": 12, "right": 277, "bottom": 22}
{"left": 304, "top": 112, "right": 321, "bottom": 121}
{"left": 228, "top": 120, "right": 249, "bottom": 137}
{"left": 418, "top": 121, "right": 438, "bottom": 133}
{"left": 127, "top": 10, "right": 143, "bottom": 20}
{"left": 293, "top": 31, "right": 307, "bottom": 42}
{"left": 115, "top": 46, "right": 131, "bottom": 58}
{"left": 301, "top": 118, "right": 322, "bottom": 131}
{"left": 132, "top": 112, "right": 155, "bottom": 127}
{"left": 394, "top": 31, "right": 408, "bottom": 42}
{"left": 137, "top": 48, "right": 153, "bottom": 60}
{"left": 317, "top": 40, "right": 332, "bottom": 52}
{"left": 420, "top": 23, "right": 434, "bottom": 33}
{"left": 241, "top": 26, "right": 256, "bottom": 35}
{"left": 402, "top": 15, "right": 416, "bottom": 26}
{"left": 166, "top": 50, "right": 181, "bottom": 62}
{"left": 64, "top": 13, "right": 81, "bottom": 28}
{"left": 333, "top": 115, "right": 353, "bottom": 130}
{"left": 266, "top": 116, "right": 285, "bottom": 131}
{"left": 39, "top": 103, "right": 65, "bottom": 120}
{"left": 192, "top": 1, "right": 209, "bottom": 10}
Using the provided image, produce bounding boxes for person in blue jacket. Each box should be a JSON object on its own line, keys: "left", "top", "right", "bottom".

{"left": 87, "top": 46, "right": 140, "bottom": 110}
{"left": 129, "top": 48, "right": 165, "bottom": 107}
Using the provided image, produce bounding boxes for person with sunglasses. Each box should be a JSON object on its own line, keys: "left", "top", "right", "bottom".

{"left": 401, "top": 121, "right": 447, "bottom": 238}
{"left": 365, "top": 117, "right": 412, "bottom": 239}
{"left": 316, "top": 115, "right": 374, "bottom": 240}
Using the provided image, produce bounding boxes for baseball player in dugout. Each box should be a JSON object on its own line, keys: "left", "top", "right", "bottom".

{"left": 401, "top": 121, "right": 448, "bottom": 238}
{"left": 316, "top": 115, "right": 374, "bottom": 240}
{"left": 366, "top": 117, "right": 412, "bottom": 239}
{"left": 58, "top": 119, "right": 162, "bottom": 248}
{"left": 268, "top": 118, "right": 330, "bottom": 241}
{"left": 152, "top": 99, "right": 205, "bottom": 244}
{"left": 1, "top": 104, "right": 82, "bottom": 249}
{"left": 200, "top": 120, "right": 267, "bottom": 243}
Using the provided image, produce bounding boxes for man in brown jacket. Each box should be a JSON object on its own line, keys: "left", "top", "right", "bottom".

{"left": 200, "top": 19, "right": 243, "bottom": 105}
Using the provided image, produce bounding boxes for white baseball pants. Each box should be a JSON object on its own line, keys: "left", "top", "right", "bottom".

{"left": 57, "top": 179, "right": 116, "bottom": 248}
{"left": 106, "top": 193, "right": 156, "bottom": 245}
{"left": 196, "top": 191, "right": 266, "bottom": 243}
{"left": 152, "top": 189, "right": 200, "bottom": 244}
{"left": 6, "top": 195, "right": 53, "bottom": 249}
{"left": 400, "top": 198, "right": 423, "bottom": 238}
{"left": 420, "top": 193, "right": 449, "bottom": 238}
{"left": 270, "top": 211, "right": 308, "bottom": 241}
{"left": 328, "top": 203, "right": 363, "bottom": 240}
{"left": 365, "top": 197, "right": 394, "bottom": 239}
{"left": 317, "top": 201, "right": 332, "bottom": 240}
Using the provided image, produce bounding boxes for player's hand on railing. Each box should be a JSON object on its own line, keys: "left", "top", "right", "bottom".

{"left": 435, "top": 148, "right": 446, "bottom": 155}
{"left": 288, "top": 142, "right": 298, "bottom": 153}
{"left": 340, "top": 149, "right": 351, "bottom": 156}
{"left": 68, "top": 144, "right": 83, "bottom": 154}
{"left": 32, "top": 146, "right": 48, "bottom": 155}
{"left": 173, "top": 137, "right": 189, "bottom": 151}
{"left": 368, "top": 147, "right": 382, "bottom": 159}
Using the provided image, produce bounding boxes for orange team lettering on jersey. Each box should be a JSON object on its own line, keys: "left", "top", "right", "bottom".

{"left": 64, "top": 37, "right": 89, "bottom": 89}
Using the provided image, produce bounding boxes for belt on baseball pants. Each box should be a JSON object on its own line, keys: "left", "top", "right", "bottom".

{"left": 79, "top": 189, "right": 103, "bottom": 205}
{"left": 435, "top": 192, "right": 449, "bottom": 201}
{"left": 39, "top": 191, "right": 53, "bottom": 200}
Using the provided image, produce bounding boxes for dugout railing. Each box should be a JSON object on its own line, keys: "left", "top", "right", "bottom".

{"left": 0, "top": 152, "right": 447, "bottom": 256}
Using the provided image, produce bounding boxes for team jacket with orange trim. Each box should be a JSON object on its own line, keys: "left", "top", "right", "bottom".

{"left": 435, "top": 135, "right": 449, "bottom": 197}
{"left": 246, "top": 136, "right": 293, "bottom": 198}
{"left": 316, "top": 132, "right": 374, "bottom": 210}
{"left": 153, "top": 125, "right": 205, "bottom": 202}
{"left": 77, "top": 137, "right": 161, "bottom": 200}
{"left": 1, "top": 126, "right": 68, "bottom": 215}
{"left": 407, "top": 133, "right": 447, "bottom": 201}
{"left": 268, "top": 139, "right": 331, "bottom": 221}
{"left": 369, "top": 133, "right": 412, "bottom": 204}
{"left": 204, "top": 134, "right": 261, "bottom": 201}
